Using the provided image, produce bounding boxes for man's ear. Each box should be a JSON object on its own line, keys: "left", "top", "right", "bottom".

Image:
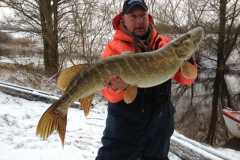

{"left": 122, "top": 15, "right": 126, "bottom": 26}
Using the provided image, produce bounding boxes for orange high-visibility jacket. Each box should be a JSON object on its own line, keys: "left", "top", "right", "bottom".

{"left": 102, "top": 12, "right": 198, "bottom": 103}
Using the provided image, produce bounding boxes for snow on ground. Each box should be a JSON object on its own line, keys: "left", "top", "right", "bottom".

{"left": 0, "top": 91, "right": 181, "bottom": 160}
{"left": 0, "top": 91, "right": 104, "bottom": 160}
{"left": 172, "top": 133, "right": 240, "bottom": 160}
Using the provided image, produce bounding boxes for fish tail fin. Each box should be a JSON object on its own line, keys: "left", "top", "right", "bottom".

{"left": 36, "top": 100, "right": 67, "bottom": 148}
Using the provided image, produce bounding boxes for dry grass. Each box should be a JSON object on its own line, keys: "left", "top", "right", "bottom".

{"left": 0, "top": 31, "right": 38, "bottom": 57}
{"left": 0, "top": 67, "right": 61, "bottom": 94}
{"left": 0, "top": 32, "right": 12, "bottom": 43}
{"left": 0, "top": 32, "right": 58, "bottom": 93}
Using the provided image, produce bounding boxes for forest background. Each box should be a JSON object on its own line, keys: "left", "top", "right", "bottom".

{"left": 0, "top": 0, "right": 239, "bottom": 93}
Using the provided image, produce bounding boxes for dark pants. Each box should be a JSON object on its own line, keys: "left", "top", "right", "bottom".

{"left": 96, "top": 98, "right": 175, "bottom": 160}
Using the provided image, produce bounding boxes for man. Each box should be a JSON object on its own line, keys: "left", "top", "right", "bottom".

{"left": 96, "top": 0, "right": 197, "bottom": 160}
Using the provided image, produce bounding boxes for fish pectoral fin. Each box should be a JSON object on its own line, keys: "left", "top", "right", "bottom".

{"left": 181, "top": 61, "right": 197, "bottom": 79}
{"left": 57, "top": 64, "right": 88, "bottom": 90}
{"left": 79, "top": 94, "right": 94, "bottom": 117}
{"left": 124, "top": 85, "right": 138, "bottom": 104}
{"left": 36, "top": 100, "right": 67, "bottom": 149}
{"left": 116, "top": 84, "right": 129, "bottom": 93}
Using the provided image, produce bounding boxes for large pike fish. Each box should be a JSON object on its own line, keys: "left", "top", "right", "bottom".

{"left": 36, "top": 27, "right": 204, "bottom": 147}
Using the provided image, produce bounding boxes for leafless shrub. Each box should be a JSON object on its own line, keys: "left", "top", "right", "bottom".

{"left": 10, "top": 38, "right": 33, "bottom": 47}
{"left": 0, "top": 32, "right": 12, "bottom": 43}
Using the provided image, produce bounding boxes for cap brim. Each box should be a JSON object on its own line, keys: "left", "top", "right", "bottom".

{"left": 124, "top": 3, "right": 148, "bottom": 14}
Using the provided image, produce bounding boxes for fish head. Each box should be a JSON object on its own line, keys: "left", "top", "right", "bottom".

{"left": 172, "top": 27, "right": 204, "bottom": 59}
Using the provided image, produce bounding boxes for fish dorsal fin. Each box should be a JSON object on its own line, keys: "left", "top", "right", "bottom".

{"left": 57, "top": 64, "right": 88, "bottom": 90}
{"left": 181, "top": 61, "right": 197, "bottom": 79}
{"left": 79, "top": 94, "right": 94, "bottom": 117}
{"left": 124, "top": 85, "right": 138, "bottom": 104}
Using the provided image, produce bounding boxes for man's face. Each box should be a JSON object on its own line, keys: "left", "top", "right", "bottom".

{"left": 122, "top": 6, "right": 149, "bottom": 37}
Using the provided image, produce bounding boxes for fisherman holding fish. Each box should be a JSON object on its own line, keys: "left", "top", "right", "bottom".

{"left": 96, "top": 0, "right": 198, "bottom": 160}
{"left": 36, "top": 0, "right": 203, "bottom": 158}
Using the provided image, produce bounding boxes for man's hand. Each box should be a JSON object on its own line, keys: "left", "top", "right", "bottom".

{"left": 103, "top": 75, "right": 128, "bottom": 91}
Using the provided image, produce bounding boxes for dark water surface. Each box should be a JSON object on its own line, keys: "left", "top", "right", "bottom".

{"left": 172, "top": 69, "right": 240, "bottom": 151}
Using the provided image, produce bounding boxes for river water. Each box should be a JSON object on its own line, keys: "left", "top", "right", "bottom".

{"left": 172, "top": 69, "right": 240, "bottom": 151}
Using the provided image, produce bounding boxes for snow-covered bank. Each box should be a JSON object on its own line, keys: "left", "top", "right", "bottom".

{"left": 172, "top": 132, "right": 240, "bottom": 160}
{"left": 0, "top": 91, "right": 239, "bottom": 160}
{"left": 0, "top": 80, "right": 240, "bottom": 160}
{"left": 0, "top": 92, "right": 180, "bottom": 160}
{"left": 0, "top": 91, "right": 106, "bottom": 160}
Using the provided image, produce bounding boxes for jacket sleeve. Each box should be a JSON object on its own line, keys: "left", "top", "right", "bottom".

{"left": 101, "top": 43, "right": 126, "bottom": 103}
{"left": 173, "top": 58, "right": 198, "bottom": 85}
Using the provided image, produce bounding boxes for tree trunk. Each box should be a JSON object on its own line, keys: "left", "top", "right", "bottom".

{"left": 217, "top": 0, "right": 227, "bottom": 72}
{"left": 39, "top": 0, "right": 59, "bottom": 75}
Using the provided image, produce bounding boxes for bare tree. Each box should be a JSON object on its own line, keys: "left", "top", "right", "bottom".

{"left": 0, "top": 0, "right": 71, "bottom": 75}
{"left": 58, "top": 0, "right": 116, "bottom": 70}
{"left": 0, "top": 0, "right": 127, "bottom": 73}
{"left": 152, "top": 0, "right": 240, "bottom": 71}
{"left": 216, "top": 0, "right": 240, "bottom": 71}
{"left": 38, "top": 0, "right": 59, "bottom": 74}
{"left": 1, "top": 0, "right": 239, "bottom": 74}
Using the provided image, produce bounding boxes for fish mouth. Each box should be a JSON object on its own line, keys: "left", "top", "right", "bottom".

{"left": 191, "top": 27, "right": 204, "bottom": 46}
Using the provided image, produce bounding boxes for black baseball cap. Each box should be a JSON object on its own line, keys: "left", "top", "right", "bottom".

{"left": 123, "top": 0, "right": 148, "bottom": 14}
